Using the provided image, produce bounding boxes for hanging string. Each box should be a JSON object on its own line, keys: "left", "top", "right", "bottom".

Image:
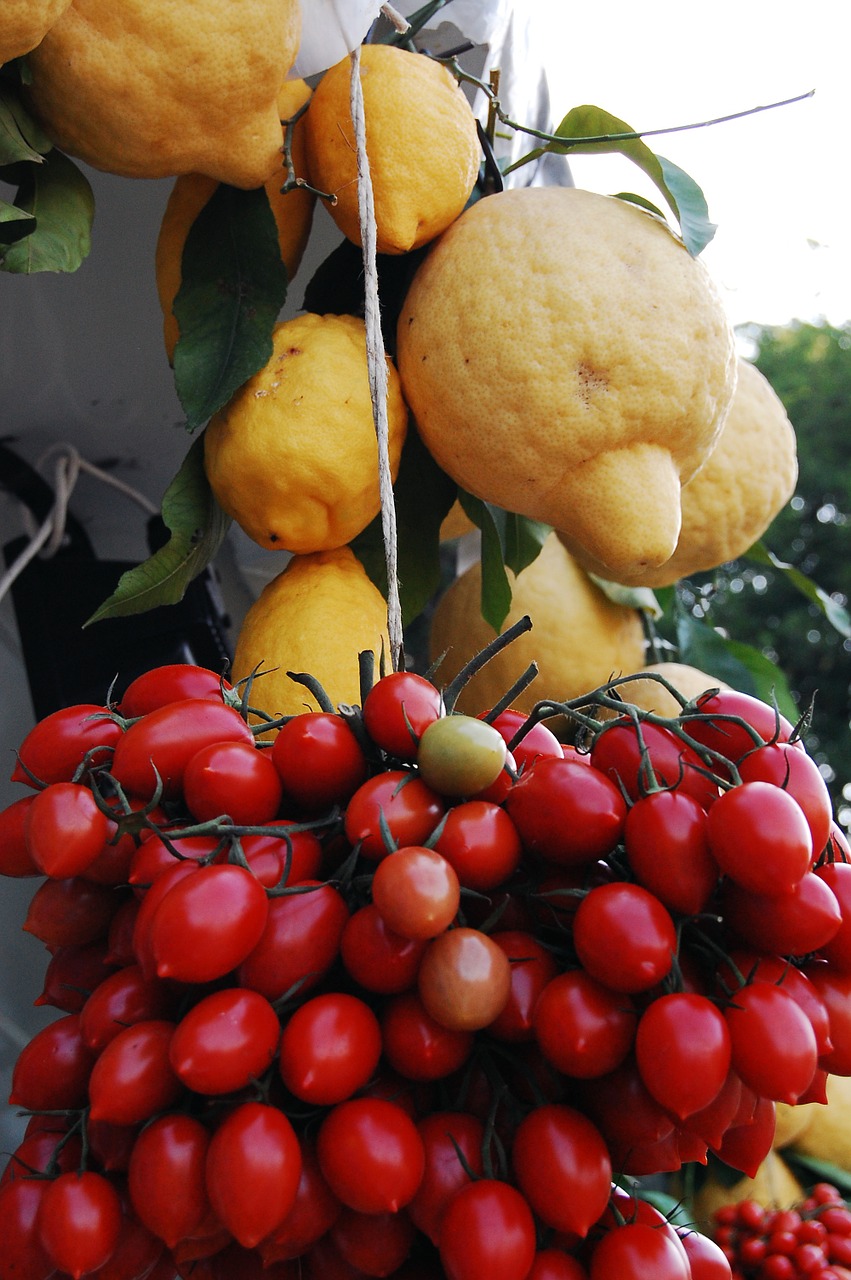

{"left": 349, "top": 25, "right": 408, "bottom": 672}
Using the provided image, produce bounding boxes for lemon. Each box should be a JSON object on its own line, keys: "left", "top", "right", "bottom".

{"left": 690, "top": 1150, "right": 805, "bottom": 1233}
{"left": 428, "top": 533, "right": 646, "bottom": 715}
{"left": 0, "top": 0, "right": 73, "bottom": 63}
{"left": 304, "top": 43, "right": 480, "bottom": 255}
{"left": 155, "top": 80, "right": 316, "bottom": 365}
{"left": 397, "top": 187, "right": 737, "bottom": 581}
{"left": 773, "top": 1098, "right": 821, "bottom": 1151}
{"left": 787, "top": 1073, "right": 851, "bottom": 1169}
{"left": 573, "top": 358, "right": 799, "bottom": 586}
{"left": 203, "top": 312, "right": 408, "bottom": 554}
{"left": 26, "top": 0, "right": 301, "bottom": 187}
{"left": 601, "top": 661, "right": 731, "bottom": 719}
{"left": 231, "top": 546, "right": 390, "bottom": 720}
{"left": 439, "top": 501, "right": 477, "bottom": 542}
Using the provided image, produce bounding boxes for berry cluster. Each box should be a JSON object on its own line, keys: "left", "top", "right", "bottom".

{"left": 714, "top": 1183, "right": 851, "bottom": 1280}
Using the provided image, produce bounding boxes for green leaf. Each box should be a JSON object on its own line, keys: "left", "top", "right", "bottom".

{"left": 0, "top": 197, "right": 34, "bottom": 245}
{"left": 746, "top": 540, "right": 851, "bottom": 638}
{"left": 511, "top": 104, "right": 716, "bottom": 256}
{"left": 1, "top": 150, "right": 93, "bottom": 273}
{"left": 589, "top": 573, "right": 663, "bottom": 620}
{"left": 0, "top": 84, "right": 52, "bottom": 165}
{"left": 502, "top": 513, "right": 551, "bottom": 578}
{"left": 456, "top": 495, "right": 512, "bottom": 633}
{"left": 85, "top": 438, "right": 231, "bottom": 624}
{"left": 172, "top": 183, "right": 288, "bottom": 431}
{"left": 675, "top": 604, "right": 798, "bottom": 719}
{"left": 350, "top": 426, "right": 457, "bottom": 626}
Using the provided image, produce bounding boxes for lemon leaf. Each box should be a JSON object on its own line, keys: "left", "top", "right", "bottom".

{"left": 456, "top": 494, "right": 512, "bottom": 633}
{"left": 745, "top": 540, "right": 851, "bottom": 638}
{"left": 173, "top": 183, "right": 288, "bottom": 431}
{"left": 85, "top": 438, "right": 231, "bottom": 624}
{"left": 0, "top": 83, "right": 51, "bottom": 165}
{"left": 0, "top": 197, "right": 35, "bottom": 246}
{"left": 1, "top": 150, "right": 92, "bottom": 273}
{"left": 589, "top": 574, "right": 663, "bottom": 620}
{"left": 674, "top": 604, "right": 798, "bottom": 719}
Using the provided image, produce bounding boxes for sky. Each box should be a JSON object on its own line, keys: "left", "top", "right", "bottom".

{"left": 528, "top": 1, "right": 850, "bottom": 331}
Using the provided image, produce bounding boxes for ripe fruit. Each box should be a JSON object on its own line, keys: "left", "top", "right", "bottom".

{"left": 0, "top": 0, "right": 73, "bottom": 63}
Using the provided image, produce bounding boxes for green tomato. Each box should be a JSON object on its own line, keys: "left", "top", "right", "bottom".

{"left": 416, "top": 715, "right": 507, "bottom": 797}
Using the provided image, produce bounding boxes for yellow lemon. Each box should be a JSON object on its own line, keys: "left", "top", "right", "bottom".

{"left": 397, "top": 187, "right": 737, "bottom": 581}
{"left": 601, "top": 661, "right": 731, "bottom": 719}
{"left": 0, "top": 0, "right": 73, "bottom": 63}
{"left": 231, "top": 546, "right": 390, "bottom": 720}
{"left": 787, "top": 1073, "right": 851, "bottom": 1170}
{"left": 155, "top": 80, "right": 316, "bottom": 365}
{"left": 26, "top": 0, "right": 301, "bottom": 187}
{"left": 428, "top": 533, "right": 646, "bottom": 714}
{"left": 304, "top": 43, "right": 480, "bottom": 255}
{"left": 203, "top": 312, "right": 408, "bottom": 554}
{"left": 439, "top": 501, "right": 477, "bottom": 542}
{"left": 573, "top": 357, "right": 799, "bottom": 586}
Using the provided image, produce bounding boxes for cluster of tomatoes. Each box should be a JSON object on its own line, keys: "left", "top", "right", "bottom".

{"left": 0, "top": 657, "right": 850, "bottom": 1280}
{"left": 713, "top": 1182, "right": 851, "bottom": 1279}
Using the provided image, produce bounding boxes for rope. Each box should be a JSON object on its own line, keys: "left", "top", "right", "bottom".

{"left": 349, "top": 40, "right": 406, "bottom": 671}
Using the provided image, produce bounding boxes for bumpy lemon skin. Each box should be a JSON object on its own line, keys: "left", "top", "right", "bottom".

{"left": 0, "top": 0, "right": 74, "bottom": 63}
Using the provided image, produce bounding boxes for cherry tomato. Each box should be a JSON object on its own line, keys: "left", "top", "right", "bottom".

{"left": 241, "top": 823, "right": 322, "bottom": 888}
{"left": 487, "top": 708, "right": 563, "bottom": 769}
{"left": 110, "top": 698, "right": 254, "bottom": 799}
{"left": 128, "top": 1113, "right": 211, "bottom": 1247}
{"left": 23, "top": 875, "right": 121, "bottom": 950}
{"left": 737, "top": 740, "right": 833, "bottom": 859}
{"left": 37, "top": 1170, "right": 122, "bottom": 1280}
{"left": 684, "top": 688, "right": 795, "bottom": 764}
{"left": 710, "top": 1093, "right": 776, "bottom": 1178}
{"left": 1, "top": 1126, "right": 82, "bottom": 1190}
{"left": 408, "top": 1112, "right": 486, "bottom": 1245}
{"left": 316, "top": 1097, "right": 425, "bottom": 1214}
{"left": 87, "top": 1019, "right": 182, "bottom": 1125}
{"left": 9, "top": 1013, "right": 95, "bottom": 1111}
{"left": 183, "top": 739, "right": 283, "bottom": 824}
{"left": 512, "top": 1104, "right": 612, "bottom": 1237}
{"left": 804, "top": 965, "right": 851, "bottom": 1075}
{"left": 433, "top": 800, "right": 522, "bottom": 891}
{"left": 815, "top": 862, "right": 851, "bottom": 971}
{"left": 724, "top": 981, "right": 818, "bottom": 1103}
{"left": 330, "top": 1207, "right": 416, "bottom": 1275}
{"left": 36, "top": 940, "right": 116, "bottom": 1014}
{"left": 624, "top": 789, "right": 719, "bottom": 915}
{"left": 278, "top": 992, "right": 381, "bottom": 1105}
{"left": 676, "top": 1228, "right": 734, "bottom": 1280}
{"left": 0, "top": 1177, "right": 56, "bottom": 1280}
{"left": 148, "top": 863, "right": 269, "bottom": 982}
{"left": 362, "top": 670, "right": 444, "bottom": 759}
{"left": 128, "top": 832, "right": 220, "bottom": 894}
{"left": 721, "top": 949, "right": 833, "bottom": 1057}
{"left": 504, "top": 756, "right": 627, "bottom": 866}
{"left": 170, "top": 987, "right": 281, "bottom": 1094}
{"left": 340, "top": 903, "right": 427, "bottom": 994}
{"left": 205, "top": 1102, "right": 302, "bottom": 1248}
{"left": 236, "top": 880, "right": 349, "bottom": 1001}
{"left": 11, "top": 704, "right": 121, "bottom": 787}
{"left": 635, "top": 992, "right": 732, "bottom": 1119}
{"left": 258, "top": 1139, "right": 341, "bottom": 1264}
{"left": 533, "top": 969, "right": 637, "bottom": 1078}
{"left": 371, "top": 845, "right": 460, "bottom": 939}
{"left": 487, "top": 929, "right": 559, "bottom": 1043}
{"left": 81, "top": 1207, "right": 164, "bottom": 1280}
{"left": 439, "top": 1179, "right": 537, "bottom": 1280}
{"left": 344, "top": 770, "right": 444, "bottom": 860}
{"left": 271, "top": 712, "right": 368, "bottom": 813}
{"left": 722, "top": 871, "right": 842, "bottom": 955}
{"left": 572, "top": 882, "right": 677, "bottom": 993}
{"left": 417, "top": 926, "right": 512, "bottom": 1031}
{"left": 589, "top": 1221, "right": 691, "bottom": 1280}
{"left": 381, "top": 991, "right": 474, "bottom": 1081}
{"left": 707, "top": 781, "right": 813, "bottom": 895}
{"left": 119, "top": 663, "right": 229, "bottom": 717}
{"left": 590, "top": 718, "right": 719, "bottom": 808}
{"left": 417, "top": 714, "right": 507, "bottom": 797}
{"left": 0, "top": 795, "right": 39, "bottom": 877}
{"left": 527, "top": 1250, "right": 590, "bottom": 1280}
{"left": 24, "top": 781, "right": 112, "bottom": 878}
{"left": 132, "top": 859, "right": 201, "bottom": 976}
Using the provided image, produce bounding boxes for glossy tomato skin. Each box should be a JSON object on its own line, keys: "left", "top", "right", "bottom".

{"left": 241, "top": 824, "right": 322, "bottom": 888}
{"left": 340, "top": 903, "right": 427, "bottom": 994}
{"left": 205, "top": 1102, "right": 302, "bottom": 1249}
{"left": 25, "top": 781, "right": 112, "bottom": 878}
{"left": 590, "top": 718, "right": 719, "bottom": 808}
{"left": 676, "top": 1228, "right": 733, "bottom": 1280}
{"left": 381, "top": 991, "right": 474, "bottom": 1081}
{"left": 487, "top": 930, "right": 560, "bottom": 1043}
{"left": 344, "top": 770, "right": 444, "bottom": 860}
{"left": 707, "top": 781, "right": 813, "bottom": 896}
{"left": 362, "top": 670, "right": 444, "bottom": 760}
{"left": 271, "top": 712, "right": 368, "bottom": 814}
{"left": 722, "top": 872, "right": 842, "bottom": 956}
{"left": 439, "top": 1179, "right": 537, "bottom": 1280}
{"left": 119, "top": 663, "right": 229, "bottom": 717}
{"left": 814, "top": 861, "right": 851, "bottom": 971}
{"left": 128, "top": 1113, "right": 211, "bottom": 1248}
{"left": 737, "top": 740, "right": 833, "bottom": 859}
{"left": 258, "top": 1139, "right": 341, "bottom": 1263}
{"left": 278, "top": 992, "right": 382, "bottom": 1105}
{"left": 624, "top": 789, "right": 719, "bottom": 915}
{"left": 511, "top": 1104, "right": 612, "bottom": 1237}
{"left": 87, "top": 1019, "right": 182, "bottom": 1126}
{"left": 11, "top": 704, "right": 121, "bottom": 787}
{"left": 9, "top": 1013, "right": 95, "bottom": 1111}
{"left": 35, "top": 940, "right": 116, "bottom": 1014}
{"left": 110, "top": 699, "right": 254, "bottom": 799}
{"left": 408, "top": 1112, "right": 486, "bottom": 1244}
{"left": 148, "top": 863, "right": 269, "bottom": 983}
{"left": 724, "top": 981, "right": 818, "bottom": 1103}
{"left": 316, "top": 1097, "right": 425, "bottom": 1215}
{"left": 170, "top": 987, "right": 281, "bottom": 1094}
{"left": 504, "top": 757, "right": 627, "bottom": 867}
{"left": 487, "top": 709, "right": 563, "bottom": 770}
{"left": 0, "top": 795, "right": 39, "bottom": 877}
{"left": 182, "top": 739, "right": 283, "bottom": 824}
{"left": 371, "top": 845, "right": 460, "bottom": 940}
{"left": 635, "top": 992, "right": 732, "bottom": 1120}
{"left": 23, "top": 875, "right": 121, "bottom": 950}
{"left": 684, "top": 688, "right": 795, "bottom": 764}
{"left": 417, "top": 715, "right": 507, "bottom": 797}
{"left": 572, "top": 882, "right": 677, "bottom": 994}
{"left": 433, "top": 800, "right": 522, "bottom": 892}
{"left": 79, "top": 963, "right": 175, "bottom": 1051}
{"left": 0, "top": 1177, "right": 56, "bottom": 1280}
{"left": 418, "top": 927, "right": 512, "bottom": 1032}
{"left": 37, "top": 1170, "right": 123, "bottom": 1279}
{"left": 236, "top": 880, "right": 349, "bottom": 1001}
{"left": 533, "top": 969, "right": 637, "bottom": 1079}
{"left": 588, "top": 1221, "right": 691, "bottom": 1280}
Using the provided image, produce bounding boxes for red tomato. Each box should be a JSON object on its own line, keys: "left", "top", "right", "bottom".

{"left": 9, "top": 1013, "right": 95, "bottom": 1111}
{"left": 676, "top": 1228, "right": 733, "bottom": 1280}
{"left": 128, "top": 832, "right": 220, "bottom": 894}
{"left": 487, "top": 708, "right": 563, "bottom": 770}
{"left": 340, "top": 903, "right": 427, "bottom": 994}
{"left": 170, "top": 987, "right": 281, "bottom": 1094}
{"left": 1, "top": 1127, "right": 82, "bottom": 1190}
{"left": 381, "top": 991, "right": 474, "bottom": 1081}
{"left": 512, "top": 1104, "right": 612, "bottom": 1237}
{"left": 128, "top": 1113, "right": 211, "bottom": 1247}
{"left": 590, "top": 718, "right": 719, "bottom": 808}
{"left": 110, "top": 699, "right": 254, "bottom": 799}
{"left": 316, "top": 1097, "right": 425, "bottom": 1214}
{"left": 344, "top": 770, "right": 444, "bottom": 860}
{"left": 278, "top": 992, "right": 381, "bottom": 1105}
{"left": 148, "top": 863, "right": 269, "bottom": 982}
{"left": 182, "top": 739, "right": 283, "bottom": 824}
{"left": 721, "top": 950, "right": 833, "bottom": 1057}
{"left": 36, "top": 941, "right": 116, "bottom": 1014}
{"left": 533, "top": 969, "right": 637, "bottom": 1078}
{"left": 624, "top": 789, "right": 720, "bottom": 915}
{"left": 815, "top": 862, "right": 851, "bottom": 971}
{"left": 710, "top": 1093, "right": 776, "bottom": 1178}
{"left": 271, "top": 712, "right": 368, "bottom": 813}
{"left": 0, "top": 795, "right": 39, "bottom": 876}
{"left": 487, "top": 930, "right": 560, "bottom": 1043}
{"left": 504, "top": 757, "right": 627, "bottom": 866}
{"left": 722, "top": 872, "right": 842, "bottom": 956}
{"left": 37, "top": 1171, "right": 122, "bottom": 1280}
{"left": 23, "top": 875, "right": 121, "bottom": 950}
{"left": 635, "top": 992, "right": 732, "bottom": 1120}
{"left": 205, "top": 1102, "right": 302, "bottom": 1248}
{"left": 724, "top": 981, "right": 818, "bottom": 1103}
{"left": 87, "top": 1019, "right": 181, "bottom": 1125}
{"left": 805, "top": 965, "right": 851, "bottom": 1075}
{"left": 684, "top": 688, "right": 795, "bottom": 764}
{"left": 737, "top": 740, "right": 833, "bottom": 859}
{"left": 11, "top": 704, "right": 121, "bottom": 787}
{"left": 25, "top": 781, "right": 112, "bottom": 878}
{"left": 408, "top": 1112, "right": 486, "bottom": 1245}
{"left": 0, "top": 1178, "right": 55, "bottom": 1280}
{"left": 119, "top": 663, "right": 229, "bottom": 717}
{"left": 132, "top": 859, "right": 201, "bottom": 976}
{"left": 241, "top": 824, "right": 322, "bottom": 888}
{"left": 589, "top": 1221, "right": 691, "bottom": 1280}
{"left": 236, "top": 880, "right": 349, "bottom": 1001}
{"left": 527, "top": 1249, "right": 590, "bottom": 1280}
{"left": 330, "top": 1206, "right": 416, "bottom": 1275}
{"left": 707, "top": 781, "right": 813, "bottom": 895}
{"left": 433, "top": 800, "right": 523, "bottom": 891}
{"left": 362, "top": 670, "right": 444, "bottom": 760}
{"left": 371, "top": 845, "right": 460, "bottom": 939}
{"left": 572, "top": 882, "right": 677, "bottom": 993}
{"left": 439, "top": 1179, "right": 537, "bottom": 1280}
{"left": 258, "top": 1140, "right": 341, "bottom": 1264}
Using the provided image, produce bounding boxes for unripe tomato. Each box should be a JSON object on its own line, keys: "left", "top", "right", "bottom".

{"left": 417, "top": 714, "right": 507, "bottom": 796}
{"left": 417, "top": 927, "right": 512, "bottom": 1031}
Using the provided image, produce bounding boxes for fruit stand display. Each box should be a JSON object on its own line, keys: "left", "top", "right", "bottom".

{"left": 1, "top": 3, "right": 849, "bottom": 1279}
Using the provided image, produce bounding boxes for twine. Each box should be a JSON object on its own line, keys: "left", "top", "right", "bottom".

{"left": 349, "top": 24, "right": 408, "bottom": 673}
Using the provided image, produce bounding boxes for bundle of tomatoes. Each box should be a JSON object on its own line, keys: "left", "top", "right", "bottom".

{"left": 1, "top": 652, "right": 850, "bottom": 1280}
{"left": 713, "top": 1182, "right": 851, "bottom": 1279}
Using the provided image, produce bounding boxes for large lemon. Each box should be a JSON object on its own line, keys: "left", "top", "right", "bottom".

{"left": 0, "top": 0, "right": 73, "bottom": 63}
{"left": 26, "top": 0, "right": 301, "bottom": 187}
{"left": 155, "top": 80, "right": 316, "bottom": 365}
{"left": 204, "top": 312, "right": 408, "bottom": 554}
{"left": 231, "top": 547, "right": 390, "bottom": 720}
{"left": 428, "top": 533, "right": 646, "bottom": 714}
{"left": 398, "top": 187, "right": 737, "bottom": 581}
{"left": 304, "top": 43, "right": 480, "bottom": 255}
